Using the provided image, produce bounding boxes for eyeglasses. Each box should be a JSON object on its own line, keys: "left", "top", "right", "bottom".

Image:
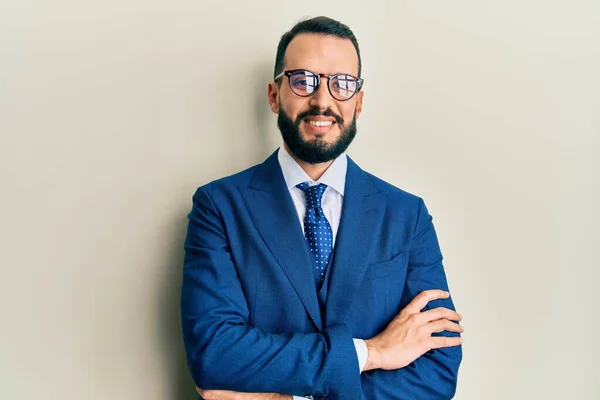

{"left": 274, "top": 69, "right": 364, "bottom": 101}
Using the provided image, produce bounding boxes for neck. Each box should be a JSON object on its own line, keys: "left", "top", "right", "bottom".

{"left": 283, "top": 143, "right": 334, "bottom": 181}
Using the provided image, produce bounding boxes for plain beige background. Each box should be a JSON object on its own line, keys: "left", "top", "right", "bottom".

{"left": 1, "top": 1, "right": 599, "bottom": 399}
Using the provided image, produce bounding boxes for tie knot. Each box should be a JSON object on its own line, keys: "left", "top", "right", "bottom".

{"left": 296, "top": 182, "right": 328, "bottom": 209}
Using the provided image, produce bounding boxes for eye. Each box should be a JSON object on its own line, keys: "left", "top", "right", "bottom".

{"left": 292, "top": 79, "right": 309, "bottom": 88}
{"left": 332, "top": 77, "right": 357, "bottom": 91}
{"left": 291, "top": 74, "right": 318, "bottom": 93}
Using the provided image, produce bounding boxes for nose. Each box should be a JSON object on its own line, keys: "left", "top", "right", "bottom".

{"left": 308, "top": 77, "right": 335, "bottom": 110}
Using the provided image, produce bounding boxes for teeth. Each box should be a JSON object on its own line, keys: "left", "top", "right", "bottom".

{"left": 307, "top": 120, "right": 333, "bottom": 127}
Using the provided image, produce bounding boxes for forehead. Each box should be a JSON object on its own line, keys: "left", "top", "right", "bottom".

{"left": 284, "top": 33, "right": 359, "bottom": 76}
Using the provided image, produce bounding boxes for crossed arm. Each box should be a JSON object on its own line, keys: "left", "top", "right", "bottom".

{"left": 196, "top": 288, "right": 462, "bottom": 400}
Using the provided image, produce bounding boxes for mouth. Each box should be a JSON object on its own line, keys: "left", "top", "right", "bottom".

{"left": 302, "top": 117, "right": 337, "bottom": 134}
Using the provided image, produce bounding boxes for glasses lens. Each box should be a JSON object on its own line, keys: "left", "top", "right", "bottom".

{"left": 329, "top": 74, "right": 358, "bottom": 100}
{"left": 289, "top": 71, "right": 318, "bottom": 96}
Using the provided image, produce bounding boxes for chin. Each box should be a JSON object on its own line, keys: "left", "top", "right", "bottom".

{"left": 300, "top": 128, "right": 339, "bottom": 144}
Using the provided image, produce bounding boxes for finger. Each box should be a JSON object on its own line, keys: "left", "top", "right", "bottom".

{"left": 429, "top": 335, "right": 463, "bottom": 349}
{"left": 427, "top": 319, "right": 464, "bottom": 334}
{"left": 421, "top": 307, "right": 462, "bottom": 323}
{"left": 403, "top": 290, "right": 450, "bottom": 314}
{"left": 196, "top": 389, "right": 236, "bottom": 399}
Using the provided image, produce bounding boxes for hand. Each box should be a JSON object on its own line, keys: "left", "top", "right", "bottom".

{"left": 196, "top": 387, "right": 293, "bottom": 400}
{"left": 363, "top": 289, "right": 463, "bottom": 371}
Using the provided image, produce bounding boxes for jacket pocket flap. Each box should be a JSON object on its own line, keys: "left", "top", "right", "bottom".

{"left": 363, "top": 252, "right": 407, "bottom": 281}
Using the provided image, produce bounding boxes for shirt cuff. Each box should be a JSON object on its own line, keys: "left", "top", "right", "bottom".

{"left": 353, "top": 338, "right": 368, "bottom": 373}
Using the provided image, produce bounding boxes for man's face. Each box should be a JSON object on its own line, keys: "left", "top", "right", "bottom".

{"left": 268, "top": 33, "right": 364, "bottom": 164}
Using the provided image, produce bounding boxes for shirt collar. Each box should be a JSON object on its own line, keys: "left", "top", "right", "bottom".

{"left": 277, "top": 145, "right": 347, "bottom": 196}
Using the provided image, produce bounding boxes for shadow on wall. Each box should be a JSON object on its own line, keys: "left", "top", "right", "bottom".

{"left": 156, "top": 61, "right": 275, "bottom": 400}
{"left": 157, "top": 211, "right": 198, "bottom": 400}
{"left": 253, "top": 60, "right": 279, "bottom": 162}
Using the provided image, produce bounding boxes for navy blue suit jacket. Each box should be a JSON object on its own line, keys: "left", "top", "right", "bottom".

{"left": 181, "top": 151, "right": 462, "bottom": 399}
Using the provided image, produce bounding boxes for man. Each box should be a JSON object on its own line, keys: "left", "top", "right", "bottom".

{"left": 181, "top": 16, "right": 463, "bottom": 400}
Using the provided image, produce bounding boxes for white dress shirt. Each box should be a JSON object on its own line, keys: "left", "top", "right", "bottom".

{"left": 277, "top": 147, "right": 368, "bottom": 399}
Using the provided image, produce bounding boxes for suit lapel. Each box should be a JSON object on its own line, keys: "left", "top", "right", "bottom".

{"left": 240, "top": 151, "right": 323, "bottom": 331}
{"left": 325, "top": 157, "right": 386, "bottom": 328}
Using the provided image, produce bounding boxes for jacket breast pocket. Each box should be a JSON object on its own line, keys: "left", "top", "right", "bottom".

{"left": 362, "top": 251, "right": 407, "bottom": 281}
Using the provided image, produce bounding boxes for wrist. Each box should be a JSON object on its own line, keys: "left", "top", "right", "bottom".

{"left": 363, "top": 338, "right": 380, "bottom": 371}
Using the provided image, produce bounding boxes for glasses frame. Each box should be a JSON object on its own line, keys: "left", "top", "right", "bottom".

{"left": 274, "top": 69, "right": 364, "bottom": 101}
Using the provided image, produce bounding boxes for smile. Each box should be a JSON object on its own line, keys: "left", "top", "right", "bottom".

{"left": 305, "top": 119, "right": 334, "bottom": 127}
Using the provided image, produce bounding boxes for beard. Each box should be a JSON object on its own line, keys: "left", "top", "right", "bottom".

{"left": 277, "top": 103, "right": 357, "bottom": 164}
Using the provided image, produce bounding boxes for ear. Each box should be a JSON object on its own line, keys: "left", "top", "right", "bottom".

{"left": 354, "top": 90, "right": 364, "bottom": 119}
{"left": 267, "top": 82, "right": 280, "bottom": 114}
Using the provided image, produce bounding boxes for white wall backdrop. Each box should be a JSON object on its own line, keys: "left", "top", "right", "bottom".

{"left": 1, "top": 1, "right": 598, "bottom": 399}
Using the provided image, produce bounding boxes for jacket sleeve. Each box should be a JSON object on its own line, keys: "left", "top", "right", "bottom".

{"left": 180, "top": 186, "right": 362, "bottom": 400}
{"left": 360, "top": 198, "right": 463, "bottom": 399}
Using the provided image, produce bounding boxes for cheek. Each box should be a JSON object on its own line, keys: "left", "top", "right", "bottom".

{"left": 282, "top": 99, "right": 309, "bottom": 121}
{"left": 340, "top": 107, "right": 357, "bottom": 124}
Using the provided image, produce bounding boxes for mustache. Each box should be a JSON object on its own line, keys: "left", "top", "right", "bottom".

{"left": 296, "top": 108, "right": 344, "bottom": 125}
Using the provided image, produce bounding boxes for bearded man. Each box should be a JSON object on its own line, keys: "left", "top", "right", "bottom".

{"left": 181, "top": 16, "right": 463, "bottom": 400}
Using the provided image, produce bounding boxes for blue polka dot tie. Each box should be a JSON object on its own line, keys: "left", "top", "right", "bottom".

{"left": 296, "top": 182, "right": 333, "bottom": 288}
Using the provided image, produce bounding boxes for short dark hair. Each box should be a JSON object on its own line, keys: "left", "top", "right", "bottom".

{"left": 273, "top": 16, "right": 362, "bottom": 80}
